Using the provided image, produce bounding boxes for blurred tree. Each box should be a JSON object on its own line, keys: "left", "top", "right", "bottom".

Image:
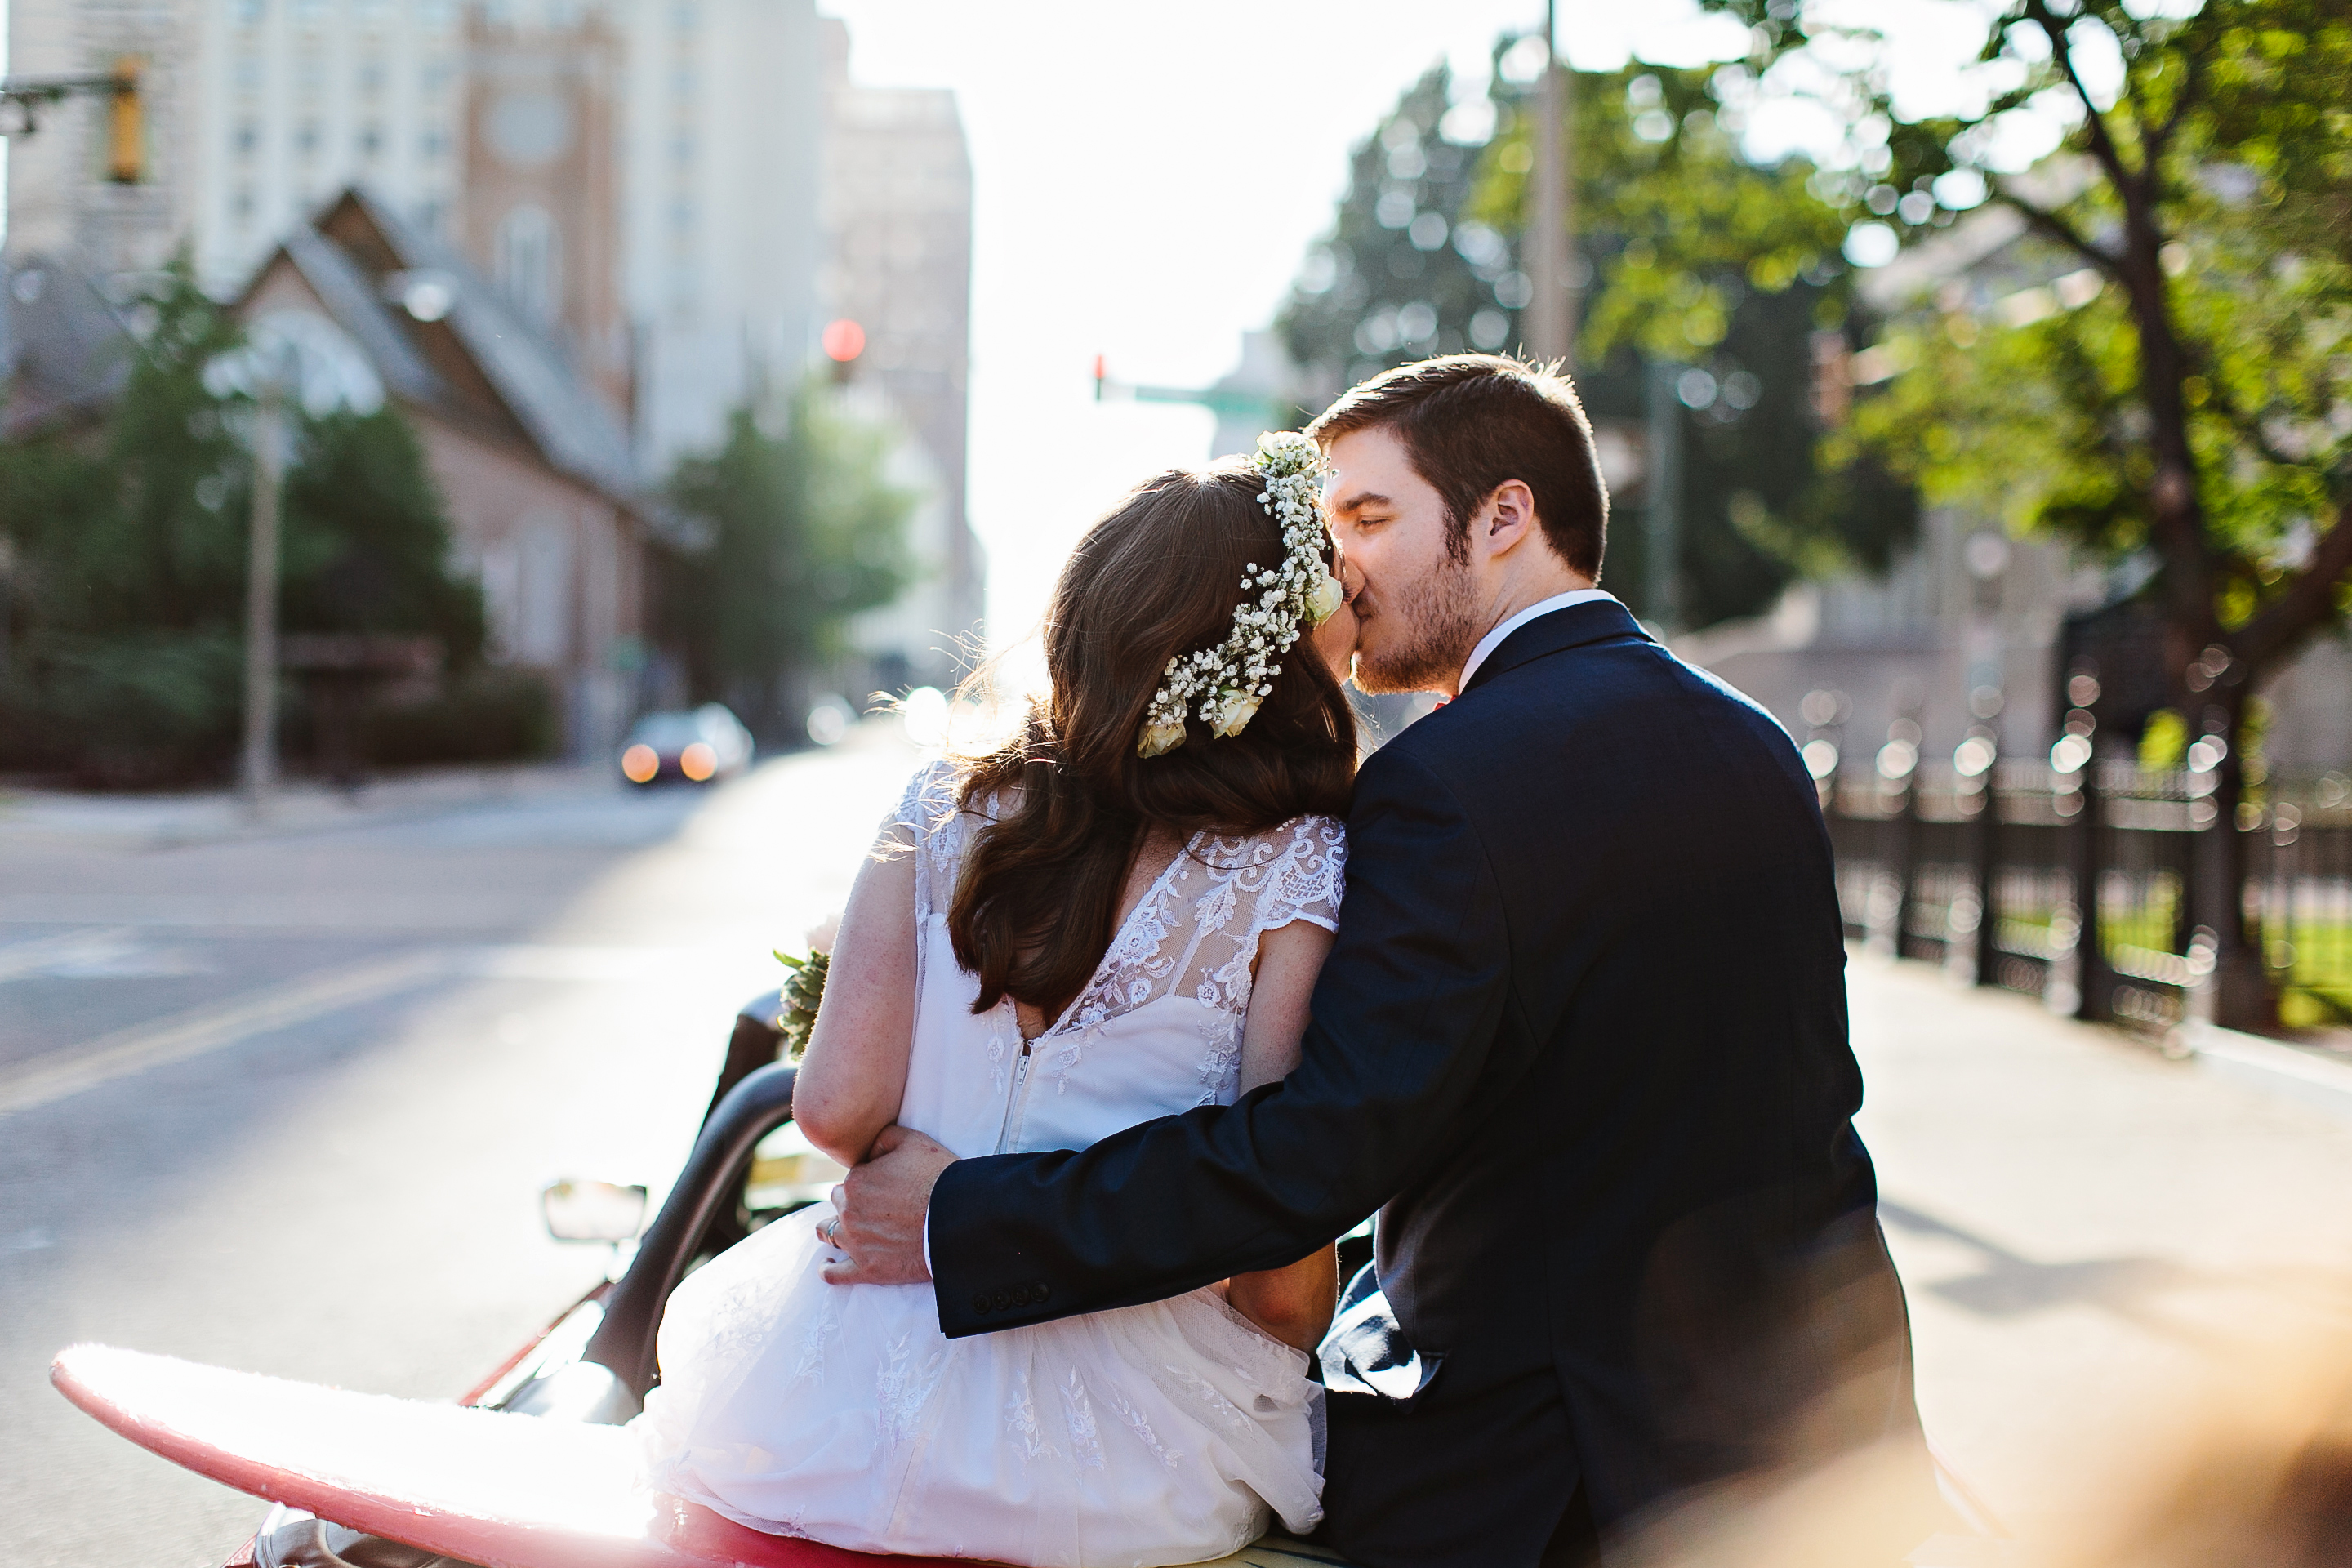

{"left": 281, "top": 409, "right": 486, "bottom": 655}
{"left": 1706, "top": 0, "right": 2352, "bottom": 1025}
{"left": 0, "top": 262, "right": 490, "bottom": 782}
{"left": 1281, "top": 68, "right": 1500, "bottom": 398}
{"left": 1276, "top": 51, "right": 1918, "bottom": 630}
{"left": 661, "top": 384, "right": 915, "bottom": 733}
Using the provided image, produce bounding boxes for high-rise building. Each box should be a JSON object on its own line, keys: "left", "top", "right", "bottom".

{"left": 458, "top": 4, "right": 628, "bottom": 412}
{"left": 820, "top": 19, "right": 978, "bottom": 684}
{"left": 2, "top": 0, "right": 203, "bottom": 278}
{"left": 2, "top": 0, "right": 822, "bottom": 469}
{"left": 608, "top": 0, "right": 821, "bottom": 466}
{"left": 189, "top": 0, "right": 471, "bottom": 286}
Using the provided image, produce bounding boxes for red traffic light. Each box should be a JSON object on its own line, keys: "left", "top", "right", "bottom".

{"left": 821, "top": 318, "right": 866, "bottom": 363}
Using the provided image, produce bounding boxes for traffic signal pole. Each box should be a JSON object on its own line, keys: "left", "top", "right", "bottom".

{"left": 0, "top": 60, "right": 146, "bottom": 183}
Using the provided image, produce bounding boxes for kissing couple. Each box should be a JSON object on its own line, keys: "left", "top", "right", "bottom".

{"left": 635, "top": 354, "right": 1928, "bottom": 1567}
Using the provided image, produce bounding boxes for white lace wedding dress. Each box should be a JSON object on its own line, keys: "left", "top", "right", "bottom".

{"left": 634, "top": 760, "right": 1347, "bottom": 1566}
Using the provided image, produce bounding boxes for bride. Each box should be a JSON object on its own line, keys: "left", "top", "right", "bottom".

{"left": 635, "top": 434, "right": 1363, "bottom": 1566}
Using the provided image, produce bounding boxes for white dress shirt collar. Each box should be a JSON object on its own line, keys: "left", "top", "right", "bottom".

{"left": 1456, "top": 589, "right": 1618, "bottom": 693}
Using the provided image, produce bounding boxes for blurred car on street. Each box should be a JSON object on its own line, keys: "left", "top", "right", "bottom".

{"left": 618, "top": 706, "right": 754, "bottom": 786}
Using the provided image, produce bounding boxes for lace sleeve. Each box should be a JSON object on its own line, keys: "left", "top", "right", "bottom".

{"left": 1251, "top": 813, "right": 1347, "bottom": 936}
{"left": 883, "top": 759, "right": 964, "bottom": 924}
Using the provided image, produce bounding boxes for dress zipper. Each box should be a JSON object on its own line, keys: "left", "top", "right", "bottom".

{"left": 993, "top": 1036, "right": 1035, "bottom": 1156}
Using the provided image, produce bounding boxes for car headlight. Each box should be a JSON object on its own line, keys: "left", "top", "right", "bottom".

{"left": 621, "top": 744, "right": 659, "bottom": 783}
{"left": 679, "top": 742, "right": 718, "bottom": 782}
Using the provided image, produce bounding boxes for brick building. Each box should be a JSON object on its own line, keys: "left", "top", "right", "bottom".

{"left": 234, "top": 188, "right": 691, "bottom": 758}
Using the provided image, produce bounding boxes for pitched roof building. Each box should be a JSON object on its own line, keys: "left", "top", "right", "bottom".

{"left": 0, "top": 253, "right": 137, "bottom": 440}
{"left": 235, "top": 186, "right": 690, "bottom": 758}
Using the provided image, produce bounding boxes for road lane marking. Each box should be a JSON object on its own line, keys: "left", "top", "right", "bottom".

{"left": 0, "top": 950, "right": 448, "bottom": 1116}
{"left": 0, "top": 943, "right": 778, "bottom": 1116}
{"left": 448, "top": 944, "right": 749, "bottom": 982}
{"left": 2, "top": 1227, "right": 55, "bottom": 1256}
{"left": 0, "top": 928, "right": 138, "bottom": 982}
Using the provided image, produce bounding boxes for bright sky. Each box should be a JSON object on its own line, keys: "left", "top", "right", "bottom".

{"left": 815, "top": 0, "right": 1775, "bottom": 655}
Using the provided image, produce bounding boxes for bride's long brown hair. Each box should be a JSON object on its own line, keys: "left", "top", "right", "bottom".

{"left": 949, "top": 462, "right": 1357, "bottom": 1022}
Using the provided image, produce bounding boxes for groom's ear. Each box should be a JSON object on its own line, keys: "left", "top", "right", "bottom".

{"left": 1478, "top": 479, "right": 1542, "bottom": 558}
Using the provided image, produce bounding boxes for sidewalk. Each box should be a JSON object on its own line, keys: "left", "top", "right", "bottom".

{"left": 1848, "top": 951, "right": 2352, "bottom": 1540}
{"left": 0, "top": 760, "right": 616, "bottom": 850}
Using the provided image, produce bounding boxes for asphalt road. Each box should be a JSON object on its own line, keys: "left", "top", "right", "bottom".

{"left": 9, "top": 734, "right": 2352, "bottom": 1564}
{"left": 0, "top": 731, "right": 922, "bottom": 1567}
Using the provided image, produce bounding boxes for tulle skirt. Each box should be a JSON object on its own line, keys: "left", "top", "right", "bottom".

{"left": 632, "top": 1203, "right": 1324, "bottom": 1568}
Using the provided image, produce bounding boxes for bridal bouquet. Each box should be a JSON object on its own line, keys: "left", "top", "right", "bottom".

{"left": 772, "top": 915, "right": 838, "bottom": 1062}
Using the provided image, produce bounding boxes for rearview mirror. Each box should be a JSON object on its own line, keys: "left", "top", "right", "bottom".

{"left": 540, "top": 1178, "right": 648, "bottom": 1244}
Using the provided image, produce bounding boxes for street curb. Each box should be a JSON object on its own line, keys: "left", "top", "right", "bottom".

{"left": 2192, "top": 1025, "right": 2352, "bottom": 1122}
{"left": 0, "top": 764, "right": 612, "bottom": 850}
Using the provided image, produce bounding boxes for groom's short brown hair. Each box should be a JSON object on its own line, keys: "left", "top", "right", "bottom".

{"left": 1306, "top": 354, "right": 1609, "bottom": 577}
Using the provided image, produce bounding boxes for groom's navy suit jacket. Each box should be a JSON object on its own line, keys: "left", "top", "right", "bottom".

{"left": 928, "top": 600, "right": 1921, "bottom": 1566}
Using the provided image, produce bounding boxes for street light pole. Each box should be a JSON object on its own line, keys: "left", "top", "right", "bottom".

{"left": 240, "top": 380, "right": 285, "bottom": 811}
{"left": 1644, "top": 357, "right": 1684, "bottom": 630}
{"left": 1527, "top": 0, "right": 1577, "bottom": 366}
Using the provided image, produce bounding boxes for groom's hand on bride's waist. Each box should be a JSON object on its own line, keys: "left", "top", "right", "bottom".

{"left": 821, "top": 1124, "right": 956, "bottom": 1286}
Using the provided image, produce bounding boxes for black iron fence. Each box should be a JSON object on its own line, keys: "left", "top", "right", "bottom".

{"left": 1820, "top": 744, "right": 2352, "bottom": 1040}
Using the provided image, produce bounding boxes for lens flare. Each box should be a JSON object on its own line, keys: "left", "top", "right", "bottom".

{"left": 621, "top": 744, "right": 659, "bottom": 784}
{"left": 680, "top": 742, "right": 718, "bottom": 782}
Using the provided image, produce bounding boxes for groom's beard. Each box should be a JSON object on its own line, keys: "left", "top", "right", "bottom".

{"left": 1352, "top": 552, "right": 1482, "bottom": 695}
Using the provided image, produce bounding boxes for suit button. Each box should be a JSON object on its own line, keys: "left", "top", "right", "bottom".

{"left": 991, "top": 1291, "right": 1010, "bottom": 1312}
{"left": 1033, "top": 1283, "right": 1049, "bottom": 1303}
{"left": 972, "top": 1293, "right": 991, "bottom": 1314}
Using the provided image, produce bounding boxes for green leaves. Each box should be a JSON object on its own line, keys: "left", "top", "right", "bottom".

{"left": 0, "top": 261, "right": 481, "bottom": 779}
{"left": 662, "top": 386, "right": 917, "bottom": 705}
{"left": 1706, "top": 0, "right": 2352, "bottom": 684}
{"left": 280, "top": 408, "right": 486, "bottom": 661}
{"left": 1277, "top": 65, "right": 1497, "bottom": 385}
{"left": 1467, "top": 61, "right": 1848, "bottom": 364}
{"left": 772, "top": 947, "right": 829, "bottom": 1062}
{"left": 1276, "top": 48, "right": 1919, "bottom": 629}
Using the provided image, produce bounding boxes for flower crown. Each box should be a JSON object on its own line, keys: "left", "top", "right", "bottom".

{"left": 1138, "top": 431, "right": 1344, "bottom": 758}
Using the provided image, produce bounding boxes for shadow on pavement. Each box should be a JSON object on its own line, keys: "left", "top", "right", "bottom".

{"left": 1880, "top": 1200, "right": 2207, "bottom": 1321}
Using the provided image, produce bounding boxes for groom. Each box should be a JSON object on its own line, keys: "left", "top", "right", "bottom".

{"left": 828, "top": 355, "right": 1923, "bottom": 1565}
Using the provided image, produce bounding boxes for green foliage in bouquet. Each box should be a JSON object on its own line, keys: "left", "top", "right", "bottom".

{"left": 772, "top": 948, "right": 830, "bottom": 1062}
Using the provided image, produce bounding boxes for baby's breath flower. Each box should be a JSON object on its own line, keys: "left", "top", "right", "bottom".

{"left": 1134, "top": 430, "right": 1341, "bottom": 756}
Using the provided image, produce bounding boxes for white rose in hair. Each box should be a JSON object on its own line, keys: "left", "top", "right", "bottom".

{"left": 1307, "top": 572, "right": 1344, "bottom": 625}
{"left": 1208, "top": 692, "right": 1261, "bottom": 739}
{"left": 1138, "top": 719, "right": 1188, "bottom": 759}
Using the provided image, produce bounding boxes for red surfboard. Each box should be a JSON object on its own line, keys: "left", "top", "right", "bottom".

{"left": 52, "top": 1344, "right": 1348, "bottom": 1568}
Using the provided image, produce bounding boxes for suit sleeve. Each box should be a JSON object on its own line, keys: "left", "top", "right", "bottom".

{"left": 928, "top": 745, "right": 1513, "bottom": 1339}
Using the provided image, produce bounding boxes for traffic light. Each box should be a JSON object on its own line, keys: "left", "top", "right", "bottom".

{"left": 820, "top": 318, "right": 865, "bottom": 385}
{"left": 107, "top": 58, "right": 144, "bottom": 184}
